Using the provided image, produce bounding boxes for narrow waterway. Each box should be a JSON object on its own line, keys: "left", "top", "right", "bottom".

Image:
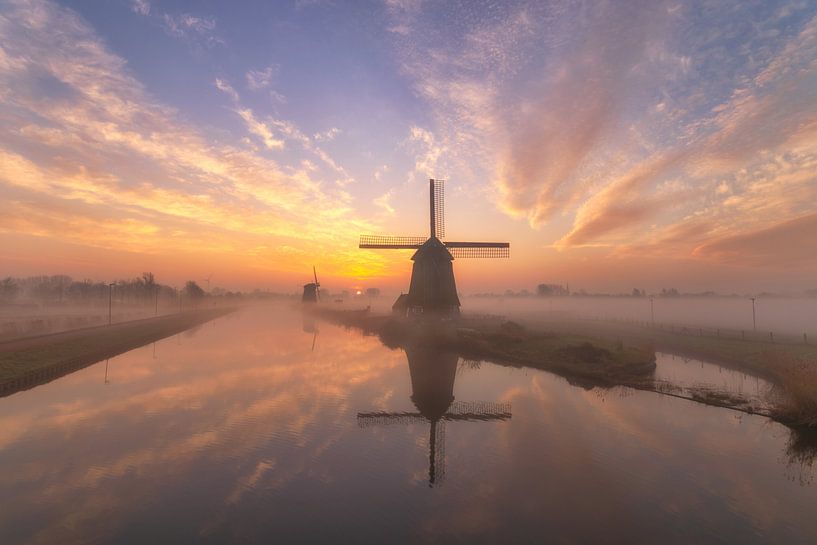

{"left": 0, "top": 305, "right": 814, "bottom": 544}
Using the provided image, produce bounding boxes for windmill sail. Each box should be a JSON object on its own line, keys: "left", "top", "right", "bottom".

{"left": 358, "top": 178, "right": 510, "bottom": 315}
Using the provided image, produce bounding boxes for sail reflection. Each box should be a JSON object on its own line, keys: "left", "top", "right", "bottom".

{"left": 358, "top": 340, "right": 511, "bottom": 487}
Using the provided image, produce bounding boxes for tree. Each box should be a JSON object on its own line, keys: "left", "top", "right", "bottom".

{"left": 184, "top": 281, "right": 205, "bottom": 300}
{"left": 365, "top": 288, "right": 381, "bottom": 298}
{"left": 537, "top": 283, "right": 568, "bottom": 296}
{"left": 0, "top": 277, "right": 19, "bottom": 304}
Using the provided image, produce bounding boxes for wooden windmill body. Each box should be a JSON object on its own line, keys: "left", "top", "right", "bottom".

{"left": 301, "top": 266, "right": 320, "bottom": 304}
{"left": 360, "top": 179, "right": 509, "bottom": 316}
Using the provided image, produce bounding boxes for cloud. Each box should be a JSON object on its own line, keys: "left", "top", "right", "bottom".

{"left": 130, "top": 1, "right": 223, "bottom": 48}
{"left": 235, "top": 108, "right": 285, "bottom": 150}
{"left": 554, "top": 152, "right": 691, "bottom": 249}
{"left": 131, "top": 0, "right": 150, "bottom": 16}
{"left": 214, "top": 78, "right": 239, "bottom": 102}
{"left": 0, "top": 0, "right": 381, "bottom": 278}
{"left": 162, "top": 13, "right": 216, "bottom": 38}
{"left": 313, "top": 127, "right": 340, "bottom": 142}
{"left": 245, "top": 66, "right": 276, "bottom": 91}
{"left": 373, "top": 190, "right": 396, "bottom": 215}
{"left": 693, "top": 213, "right": 817, "bottom": 266}
{"left": 407, "top": 126, "right": 444, "bottom": 175}
{"left": 387, "top": 1, "right": 817, "bottom": 268}
{"left": 373, "top": 164, "right": 389, "bottom": 182}
{"left": 212, "top": 78, "right": 353, "bottom": 184}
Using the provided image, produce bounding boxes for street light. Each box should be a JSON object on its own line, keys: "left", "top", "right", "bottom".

{"left": 108, "top": 282, "right": 115, "bottom": 325}
{"left": 751, "top": 297, "right": 757, "bottom": 332}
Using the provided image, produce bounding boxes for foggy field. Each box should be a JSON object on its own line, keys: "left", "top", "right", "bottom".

{"left": 330, "top": 293, "right": 817, "bottom": 336}
{"left": 0, "top": 302, "right": 195, "bottom": 341}
{"left": 460, "top": 296, "right": 817, "bottom": 338}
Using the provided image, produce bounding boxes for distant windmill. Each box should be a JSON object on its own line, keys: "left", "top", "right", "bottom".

{"left": 357, "top": 344, "right": 511, "bottom": 487}
{"left": 203, "top": 273, "right": 213, "bottom": 292}
{"left": 302, "top": 266, "right": 320, "bottom": 303}
{"left": 360, "top": 179, "right": 509, "bottom": 316}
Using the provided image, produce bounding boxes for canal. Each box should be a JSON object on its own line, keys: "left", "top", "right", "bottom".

{"left": 0, "top": 305, "right": 815, "bottom": 544}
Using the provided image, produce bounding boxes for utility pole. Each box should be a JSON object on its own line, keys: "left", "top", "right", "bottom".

{"left": 751, "top": 297, "right": 757, "bottom": 332}
{"left": 108, "top": 282, "right": 115, "bottom": 325}
{"left": 649, "top": 296, "right": 654, "bottom": 326}
{"left": 178, "top": 288, "right": 182, "bottom": 314}
{"left": 155, "top": 286, "right": 159, "bottom": 316}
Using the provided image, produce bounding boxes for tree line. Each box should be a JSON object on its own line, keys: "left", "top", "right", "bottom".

{"left": 0, "top": 273, "right": 211, "bottom": 306}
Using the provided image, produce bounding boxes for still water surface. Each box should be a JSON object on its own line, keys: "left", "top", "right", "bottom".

{"left": 0, "top": 306, "right": 815, "bottom": 544}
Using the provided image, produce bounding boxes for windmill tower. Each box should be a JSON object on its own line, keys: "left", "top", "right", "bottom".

{"left": 357, "top": 343, "right": 512, "bottom": 487}
{"left": 302, "top": 266, "right": 320, "bottom": 303}
{"left": 360, "top": 179, "right": 509, "bottom": 316}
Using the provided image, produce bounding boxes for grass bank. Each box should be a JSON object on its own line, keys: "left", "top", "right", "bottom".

{"left": 316, "top": 308, "right": 656, "bottom": 388}
{"left": 317, "top": 308, "right": 817, "bottom": 430}
{"left": 0, "top": 307, "right": 236, "bottom": 396}
{"left": 503, "top": 314, "right": 817, "bottom": 428}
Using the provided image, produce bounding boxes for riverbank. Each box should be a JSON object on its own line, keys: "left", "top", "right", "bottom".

{"left": 315, "top": 308, "right": 657, "bottom": 388}
{"left": 0, "top": 307, "right": 237, "bottom": 396}
{"left": 508, "top": 314, "right": 817, "bottom": 428}
{"left": 316, "top": 308, "right": 817, "bottom": 430}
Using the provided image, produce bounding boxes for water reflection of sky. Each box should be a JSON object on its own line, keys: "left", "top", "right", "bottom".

{"left": 0, "top": 306, "right": 815, "bottom": 544}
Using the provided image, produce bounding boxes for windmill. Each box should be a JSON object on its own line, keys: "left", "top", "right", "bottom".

{"left": 302, "top": 266, "right": 320, "bottom": 303}
{"left": 202, "top": 273, "right": 213, "bottom": 292}
{"left": 360, "top": 179, "right": 509, "bottom": 316}
{"left": 357, "top": 343, "right": 511, "bottom": 487}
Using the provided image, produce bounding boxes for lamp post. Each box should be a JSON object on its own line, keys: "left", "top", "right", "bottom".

{"left": 751, "top": 297, "right": 757, "bottom": 332}
{"left": 649, "top": 296, "right": 655, "bottom": 326}
{"left": 108, "top": 282, "right": 115, "bottom": 325}
{"left": 155, "top": 285, "right": 159, "bottom": 316}
{"left": 178, "top": 288, "right": 182, "bottom": 314}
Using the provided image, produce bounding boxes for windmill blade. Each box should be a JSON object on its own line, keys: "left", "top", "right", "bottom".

{"left": 311, "top": 266, "right": 321, "bottom": 301}
{"left": 442, "top": 401, "right": 512, "bottom": 421}
{"left": 444, "top": 242, "right": 510, "bottom": 258}
{"left": 359, "top": 235, "right": 426, "bottom": 249}
{"left": 357, "top": 412, "right": 425, "bottom": 427}
{"left": 429, "top": 418, "right": 445, "bottom": 486}
{"left": 432, "top": 179, "right": 445, "bottom": 239}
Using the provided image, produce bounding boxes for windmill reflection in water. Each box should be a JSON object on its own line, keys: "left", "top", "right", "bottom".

{"left": 358, "top": 338, "right": 512, "bottom": 487}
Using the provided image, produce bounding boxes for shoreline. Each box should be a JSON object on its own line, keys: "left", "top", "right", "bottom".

{"left": 0, "top": 307, "right": 237, "bottom": 397}
{"left": 314, "top": 307, "right": 817, "bottom": 430}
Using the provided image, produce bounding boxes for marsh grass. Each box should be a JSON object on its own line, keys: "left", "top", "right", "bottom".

{"left": 767, "top": 351, "right": 817, "bottom": 428}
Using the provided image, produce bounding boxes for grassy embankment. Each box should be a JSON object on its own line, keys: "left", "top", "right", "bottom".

{"left": 317, "top": 309, "right": 657, "bottom": 388}
{"left": 318, "top": 308, "right": 817, "bottom": 429}
{"left": 0, "top": 307, "right": 236, "bottom": 396}
{"left": 508, "top": 314, "right": 817, "bottom": 428}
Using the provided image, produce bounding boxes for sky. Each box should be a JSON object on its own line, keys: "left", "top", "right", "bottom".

{"left": 1, "top": 0, "right": 816, "bottom": 294}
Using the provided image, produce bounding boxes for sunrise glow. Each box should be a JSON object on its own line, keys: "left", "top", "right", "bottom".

{"left": 1, "top": 0, "right": 816, "bottom": 294}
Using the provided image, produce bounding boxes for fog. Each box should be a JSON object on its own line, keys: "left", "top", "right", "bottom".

{"left": 462, "top": 296, "right": 817, "bottom": 337}
{"left": 0, "top": 274, "right": 262, "bottom": 340}
{"left": 4, "top": 273, "right": 816, "bottom": 341}
{"left": 348, "top": 293, "right": 817, "bottom": 338}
